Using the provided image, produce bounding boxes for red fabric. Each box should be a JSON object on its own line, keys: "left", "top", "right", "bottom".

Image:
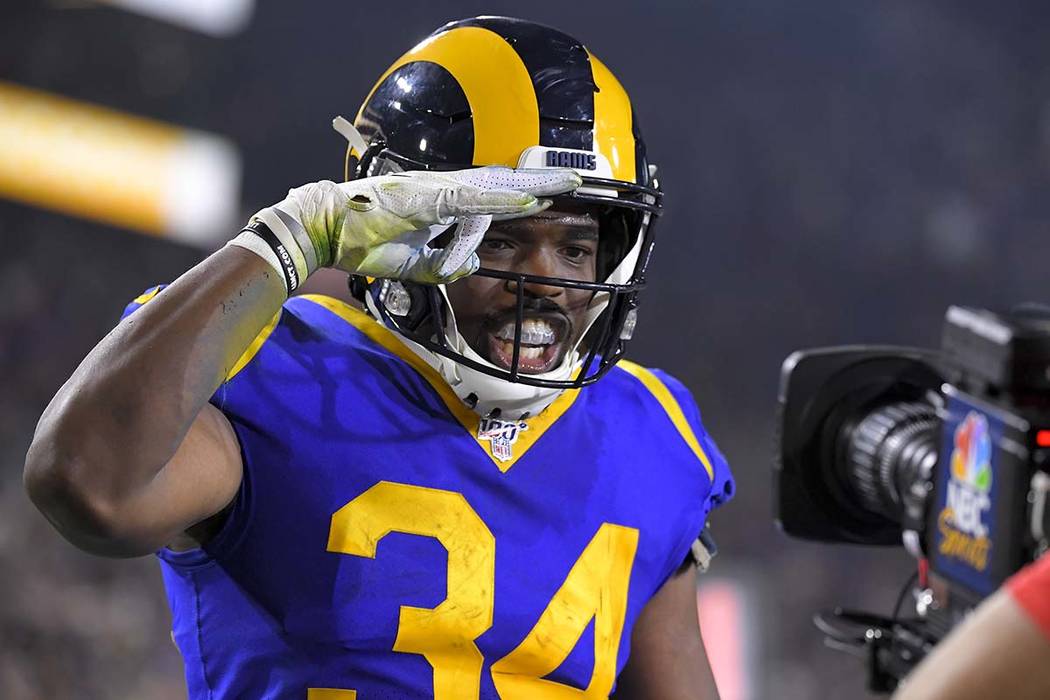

{"left": 1007, "top": 554, "right": 1050, "bottom": 641}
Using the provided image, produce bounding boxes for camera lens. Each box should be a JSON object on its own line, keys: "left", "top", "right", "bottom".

{"left": 837, "top": 401, "right": 939, "bottom": 524}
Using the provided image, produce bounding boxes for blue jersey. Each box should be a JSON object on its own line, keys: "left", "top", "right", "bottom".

{"left": 123, "top": 289, "right": 734, "bottom": 699}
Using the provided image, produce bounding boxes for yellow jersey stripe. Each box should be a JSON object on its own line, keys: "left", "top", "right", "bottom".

{"left": 356, "top": 26, "right": 539, "bottom": 168}
{"left": 132, "top": 286, "right": 163, "bottom": 305}
{"left": 307, "top": 689, "right": 357, "bottom": 700}
{"left": 588, "top": 53, "right": 636, "bottom": 183}
{"left": 617, "top": 360, "right": 714, "bottom": 480}
{"left": 300, "top": 295, "right": 580, "bottom": 472}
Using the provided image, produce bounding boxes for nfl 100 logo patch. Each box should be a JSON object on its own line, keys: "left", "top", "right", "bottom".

{"left": 477, "top": 417, "right": 529, "bottom": 462}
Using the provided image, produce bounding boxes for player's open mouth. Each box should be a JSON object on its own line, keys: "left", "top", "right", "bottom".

{"left": 487, "top": 316, "right": 568, "bottom": 374}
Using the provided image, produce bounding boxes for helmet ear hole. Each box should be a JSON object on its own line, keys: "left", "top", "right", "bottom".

{"left": 366, "top": 278, "right": 443, "bottom": 337}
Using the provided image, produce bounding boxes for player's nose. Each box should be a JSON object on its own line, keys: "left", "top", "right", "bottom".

{"left": 504, "top": 249, "right": 563, "bottom": 299}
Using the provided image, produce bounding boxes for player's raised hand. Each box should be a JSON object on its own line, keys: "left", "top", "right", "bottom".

{"left": 236, "top": 167, "right": 582, "bottom": 289}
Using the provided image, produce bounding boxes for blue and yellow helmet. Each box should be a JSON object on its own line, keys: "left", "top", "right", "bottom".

{"left": 339, "top": 16, "right": 662, "bottom": 396}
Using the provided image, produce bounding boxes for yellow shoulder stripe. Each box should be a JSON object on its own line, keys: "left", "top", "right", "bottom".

{"left": 299, "top": 294, "right": 580, "bottom": 472}
{"left": 617, "top": 360, "right": 714, "bottom": 480}
{"left": 132, "top": 286, "right": 163, "bottom": 305}
{"left": 225, "top": 310, "right": 282, "bottom": 382}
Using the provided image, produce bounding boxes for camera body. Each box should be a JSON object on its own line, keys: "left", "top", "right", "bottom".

{"left": 776, "top": 306, "right": 1050, "bottom": 691}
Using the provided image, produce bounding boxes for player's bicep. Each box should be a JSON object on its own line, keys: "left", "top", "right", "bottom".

{"left": 122, "top": 403, "right": 243, "bottom": 552}
{"left": 612, "top": 560, "right": 720, "bottom": 700}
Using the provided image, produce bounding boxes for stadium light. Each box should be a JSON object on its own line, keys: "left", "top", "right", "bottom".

{"left": 0, "top": 81, "right": 241, "bottom": 246}
{"left": 94, "top": 0, "right": 255, "bottom": 37}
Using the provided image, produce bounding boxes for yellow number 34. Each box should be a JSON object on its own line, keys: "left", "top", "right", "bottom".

{"left": 308, "top": 481, "right": 640, "bottom": 700}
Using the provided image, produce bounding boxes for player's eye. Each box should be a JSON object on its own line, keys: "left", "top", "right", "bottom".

{"left": 561, "top": 245, "right": 594, "bottom": 261}
{"left": 479, "top": 238, "right": 513, "bottom": 253}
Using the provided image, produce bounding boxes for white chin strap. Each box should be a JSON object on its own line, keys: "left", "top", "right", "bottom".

{"left": 444, "top": 351, "right": 576, "bottom": 419}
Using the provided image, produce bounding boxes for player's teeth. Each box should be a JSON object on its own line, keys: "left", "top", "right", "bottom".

{"left": 496, "top": 319, "right": 556, "bottom": 345}
{"left": 523, "top": 319, "right": 555, "bottom": 344}
{"left": 499, "top": 341, "right": 545, "bottom": 362}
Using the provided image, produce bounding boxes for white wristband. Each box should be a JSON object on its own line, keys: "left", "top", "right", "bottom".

{"left": 227, "top": 229, "right": 293, "bottom": 294}
{"left": 254, "top": 207, "right": 316, "bottom": 279}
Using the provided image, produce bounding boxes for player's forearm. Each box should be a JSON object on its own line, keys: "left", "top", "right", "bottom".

{"left": 24, "top": 246, "right": 285, "bottom": 541}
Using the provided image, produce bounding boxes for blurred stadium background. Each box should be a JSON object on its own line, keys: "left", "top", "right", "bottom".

{"left": 3, "top": 0, "right": 1050, "bottom": 698}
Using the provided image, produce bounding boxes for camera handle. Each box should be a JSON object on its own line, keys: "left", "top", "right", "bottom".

{"left": 1029, "top": 471, "right": 1050, "bottom": 556}
{"left": 813, "top": 603, "right": 936, "bottom": 695}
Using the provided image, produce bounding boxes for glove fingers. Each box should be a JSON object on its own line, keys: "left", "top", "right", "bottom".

{"left": 424, "top": 221, "right": 456, "bottom": 244}
{"left": 446, "top": 166, "right": 582, "bottom": 197}
{"left": 439, "top": 187, "right": 538, "bottom": 219}
{"left": 501, "top": 168, "right": 583, "bottom": 196}
{"left": 400, "top": 249, "right": 480, "bottom": 284}
{"left": 427, "top": 214, "right": 491, "bottom": 279}
{"left": 490, "top": 197, "right": 552, "bottom": 221}
{"left": 443, "top": 252, "right": 481, "bottom": 282}
{"left": 410, "top": 251, "right": 480, "bottom": 284}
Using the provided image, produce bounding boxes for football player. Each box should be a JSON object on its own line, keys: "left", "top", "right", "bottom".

{"left": 25, "top": 16, "right": 734, "bottom": 699}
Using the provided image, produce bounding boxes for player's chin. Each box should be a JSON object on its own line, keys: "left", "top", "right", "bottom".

{"left": 487, "top": 333, "right": 564, "bottom": 374}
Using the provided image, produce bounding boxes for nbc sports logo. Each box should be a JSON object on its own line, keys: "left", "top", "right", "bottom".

{"left": 938, "top": 411, "right": 993, "bottom": 571}
{"left": 951, "top": 411, "right": 993, "bottom": 492}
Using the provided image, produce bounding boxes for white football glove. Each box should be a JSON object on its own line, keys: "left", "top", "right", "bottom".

{"left": 231, "top": 167, "right": 582, "bottom": 291}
